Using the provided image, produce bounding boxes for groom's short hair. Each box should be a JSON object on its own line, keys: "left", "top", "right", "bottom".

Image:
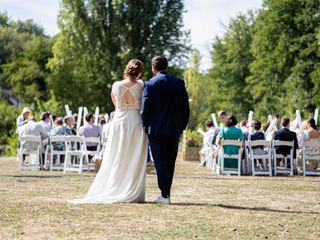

{"left": 152, "top": 56, "right": 168, "bottom": 71}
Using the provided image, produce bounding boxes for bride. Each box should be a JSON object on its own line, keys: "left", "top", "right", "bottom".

{"left": 69, "top": 59, "right": 148, "bottom": 204}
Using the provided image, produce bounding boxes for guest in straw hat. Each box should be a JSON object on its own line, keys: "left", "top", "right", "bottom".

{"left": 16, "top": 107, "right": 32, "bottom": 129}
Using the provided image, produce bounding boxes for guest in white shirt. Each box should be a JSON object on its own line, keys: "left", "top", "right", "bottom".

{"left": 40, "top": 112, "right": 52, "bottom": 134}
{"left": 204, "top": 120, "right": 220, "bottom": 147}
{"left": 79, "top": 112, "right": 102, "bottom": 151}
{"left": 19, "top": 117, "right": 49, "bottom": 166}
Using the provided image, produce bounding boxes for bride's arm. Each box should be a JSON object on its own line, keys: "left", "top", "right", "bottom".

{"left": 111, "top": 93, "right": 116, "bottom": 108}
{"left": 111, "top": 82, "right": 116, "bottom": 108}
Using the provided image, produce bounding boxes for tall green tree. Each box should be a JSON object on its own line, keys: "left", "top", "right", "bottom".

{"left": 48, "top": 0, "right": 190, "bottom": 112}
{"left": 4, "top": 35, "right": 53, "bottom": 103}
{"left": 207, "top": 13, "right": 255, "bottom": 120}
{"left": 248, "top": 0, "right": 320, "bottom": 118}
{"left": 0, "top": 12, "right": 52, "bottom": 107}
{"left": 184, "top": 49, "right": 203, "bottom": 129}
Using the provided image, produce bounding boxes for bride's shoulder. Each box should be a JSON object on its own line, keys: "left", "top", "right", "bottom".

{"left": 112, "top": 80, "right": 125, "bottom": 88}
{"left": 137, "top": 79, "right": 144, "bottom": 86}
{"left": 113, "top": 80, "right": 123, "bottom": 85}
{"left": 111, "top": 81, "right": 123, "bottom": 93}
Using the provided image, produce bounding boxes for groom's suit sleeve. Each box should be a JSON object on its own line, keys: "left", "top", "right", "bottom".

{"left": 141, "top": 81, "right": 153, "bottom": 133}
{"left": 181, "top": 81, "right": 190, "bottom": 130}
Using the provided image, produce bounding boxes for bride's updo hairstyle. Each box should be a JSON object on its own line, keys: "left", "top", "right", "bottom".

{"left": 124, "top": 59, "right": 144, "bottom": 79}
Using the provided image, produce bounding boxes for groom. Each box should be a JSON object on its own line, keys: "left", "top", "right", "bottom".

{"left": 141, "top": 56, "right": 190, "bottom": 204}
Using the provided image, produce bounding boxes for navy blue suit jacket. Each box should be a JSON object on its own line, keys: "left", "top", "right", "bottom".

{"left": 141, "top": 71, "right": 190, "bottom": 138}
{"left": 273, "top": 128, "right": 299, "bottom": 158}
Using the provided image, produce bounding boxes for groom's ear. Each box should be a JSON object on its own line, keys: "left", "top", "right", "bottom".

{"left": 152, "top": 66, "right": 157, "bottom": 76}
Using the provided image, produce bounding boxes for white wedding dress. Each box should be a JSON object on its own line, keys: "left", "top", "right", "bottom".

{"left": 69, "top": 80, "right": 148, "bottom": 204}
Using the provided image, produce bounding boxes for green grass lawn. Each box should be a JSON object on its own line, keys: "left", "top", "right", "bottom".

{"left": 0, "top": 157, "right": 319, "bottom": 239}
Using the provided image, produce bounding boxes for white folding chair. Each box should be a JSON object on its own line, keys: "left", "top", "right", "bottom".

{"left": 302, "top": 141, "right": 320, "bottom": 176}
{"left": 84, "top": 137, "right": 101, "bottom": 171}
{"left": 49, "top": 136, "right": 67, "bottom": 171}
{"left": 220, "top": 140, "right": 243, "bottom": 176}
{"left": 272, "top": 140, "right": 294, "bottom": 176}
{"left": 243, "top": 141, "right": 251, "bottom": 175}
{"left": 206, "top": 147, "right": 215, "bottom": 171}
{"left": 248, "top": 140, "right": 272, "bottom": 176}
{"left": 19, "top": 135, "right": 42, "bottom": 171}
{"left": 194, "top": 135, "right": 219, "bottom": 173}
{"left": 64, "top": 136, "right": 87, "bottom": 173}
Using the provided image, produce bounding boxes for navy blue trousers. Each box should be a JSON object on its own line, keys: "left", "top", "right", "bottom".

{"left": 148, "top": 134, "right": 180, "bottom": 198}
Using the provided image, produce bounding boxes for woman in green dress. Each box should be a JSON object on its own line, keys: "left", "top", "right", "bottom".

{"left": 216, "top": 115, "right": 244, "bottom": 169}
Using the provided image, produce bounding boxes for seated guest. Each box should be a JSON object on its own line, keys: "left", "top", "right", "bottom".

{"left": 297, "top": 118, "right": 320, "bottom": 171}
{"left": 273, "top": 116, "right": 299, "bottom": 160}
{"left": 261, "top": 123, "right": 269, "bottom": 134}
{"left": 16, "top": 107, "right": 32, "bottom": 151}
{"left": 218, "top": 110, "right": 227, "bottom": 128}
{"left": 298, "top": 120, "right": 308, "bottom": 146}
{"left": 19, "top": 117, "right": 49, "bottom": 166}
{"left": 49, "top": 117, "right": 73, "bottom": 152}
{"left": 304, "top": 119, "right": 320, "bottom": 169}
{"left": 72, "top": 113, "right": 78, "bottom": 130}
{"left": 98, "top": 115, "right": 107, "bottom": 132}
{"left": 251, "top": 120, "right": 265, "bottom": 141}
{"left": 204, "top": 120, "right": 220, "bottom": 147}
{"left": 40, "top": 112, "right": 52, "bottom": 134}
{"left": 99, "top": 115, "right": 106, "bottom": 125}
{"left": 305, "top": 118, "right": 320, "bottom": 140}
{"left": 250, "top": 120, "right": 266, "bottom": 163}
{"left": 50, "top": 116, "right": 76, "bottom": 136}
{"left": 199, "top": 120, "right": 220, "bottom": 167}
{"left": 50, "top": 117, "right": 68, "bottom": 135}
{"left": 239, "top": 120, "right": 249, "bottom": 140}
{"left": 64, "top": 115, "right": 77, "bottom": 135}
{"left": 79, "top": 112, "right": 102, "bottom": 151}
{"left": 102, "top": 112, "right": 115, "bottom": 143}
{"left": 216, "top": 115, "right": 244, "bottom": 169}
{"left": 265, "top": 116, "right": 280, "bottom": 141}
{"left": 102, "top": 122, "right": 110, "bottom": 142}
{"left": 19, "top": 116, "right": 49, "bottom": 140}
{"left": 51, "top": 114, "right": 57, "bottom": 124}
{"left": 16, "top": 107, "right": 32, "bottom": 131}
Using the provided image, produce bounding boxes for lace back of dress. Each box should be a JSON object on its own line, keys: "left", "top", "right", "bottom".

{"left": 113, "top": 81, "right": 143, "bottom": 109}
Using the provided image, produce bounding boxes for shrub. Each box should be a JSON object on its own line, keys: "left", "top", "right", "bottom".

{"left": 0, "top": 100, "right": 19, "bottom": 144}
{"left": 185, "top": 129, "right": 202, "bottom": 147}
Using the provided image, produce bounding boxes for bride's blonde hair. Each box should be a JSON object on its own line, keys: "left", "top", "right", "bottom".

{"left": 124, "top": 59, "right": 144, "bottom": 79}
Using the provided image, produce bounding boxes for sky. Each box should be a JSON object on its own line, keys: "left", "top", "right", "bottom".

{"left": 0, "top": 0, "right": 263, "bottom": 70}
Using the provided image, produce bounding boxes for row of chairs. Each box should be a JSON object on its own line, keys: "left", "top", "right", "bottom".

{"left": 19, "top": 135, "right": 104, "bottom": 173}
{"left": 206, "top": 140, "right": 320, "bottom": 176}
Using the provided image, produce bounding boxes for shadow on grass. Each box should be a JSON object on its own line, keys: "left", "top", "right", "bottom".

{"left": 144, "top": 202, "right": 319, "bottom": 215}
{"left": 213, "top": 204, "right": 320, "bottom": 215}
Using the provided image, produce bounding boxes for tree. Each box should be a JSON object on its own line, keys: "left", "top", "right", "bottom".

{"left": 48, "top": 0, "right": 190, "bottom": 112}
{"left": 207, "top": 13, "right": 255, "bottom": 120}
{"left": 184, "top": 49, "right": 202, "bottom": 129}
{"left": 248, "top": 0, "right": 320, "bottom": 118}
{"left": 0, "top": 100, "right": 19, "bottom": 144}
{"left": 4, "top": 35, "right": 53, "bottom": 104}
